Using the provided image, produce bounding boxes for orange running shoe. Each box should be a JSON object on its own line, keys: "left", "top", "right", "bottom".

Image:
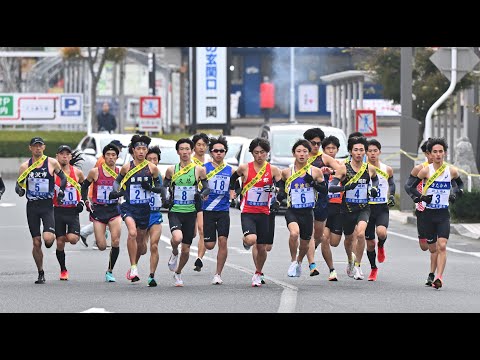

{"left": 368, "top": 268, "right": 378, "bottom": 281}
{"left": 60, "top": 270, "right": 69, "bottom": 281}
{"left": 377, "top": 246, "right": 386, "bottom": 263}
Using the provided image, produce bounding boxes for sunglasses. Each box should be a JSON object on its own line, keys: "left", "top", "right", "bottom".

{"left": 310, "top": 141, "right": 321, "bottom": 146}
{"left": 211, "top": 149, "right": 226, "bottom": 153}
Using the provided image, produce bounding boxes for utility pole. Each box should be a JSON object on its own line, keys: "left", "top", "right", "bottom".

{"left": 148, "top": 52, "right": 156, "bottom": 96}
{"left": 400, "top": 47, "right": 417, "bottom": 211}
{"left": 289, "top": 47, "right": 295, "bottom": 123}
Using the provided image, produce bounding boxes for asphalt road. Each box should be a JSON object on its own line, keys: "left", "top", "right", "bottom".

{"left": 1, "top": 179, "right": 480, "bottom": 313}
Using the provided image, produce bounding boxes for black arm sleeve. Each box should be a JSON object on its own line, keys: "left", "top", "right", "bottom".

{"left": 370, "top": 174, "right": 379, "bottom": 189}
{"left": 150, "top": 176, "right": 163, "bottom": 194}
{"left": 199, "top": 178, "right": 210, "bottom": 196}
{"left": 404, "top": 175, "right": 417, "bottom": 198}
{"left": 55, "top": 169, "right": 67, "bottom": 191}
{"left": 328, "top": 177, "right": 344, "bottom": 193}
{"left": 81, "top": 179, "right": 92, "bottom": 201}
{"left": 312, "top": 180, "right": 328, "bottom": 194}
{"left": 452, "top": 176, "right": 464, "bottom": 192}
{"left": 276, "top": 179, "right": 286, "bottom": 202}
{"left": 229, "top": 171, "right": 241, "bottom": 190}
{"left": 163, "top": 177, "right": 171, "bottom": 188}
{"left": 388, "top": 176, "right": 396, "bottom": 196}
{"left": 0, "top": 176, "right": 4, "bottom": 194}
{"left": 406, "top": 176, "right": 423, "bottom": 200}
{"left": 113, "top": 173, "right": 125, "bottom": 192}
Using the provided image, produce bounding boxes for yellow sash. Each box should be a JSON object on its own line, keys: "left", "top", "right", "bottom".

{"left": 206, "top": 162, "right": 226, "bottom": 180}
{"left": 373, "top": 165, "right": 389, "bottom": 180}
{"left": 423, "top": 163, "right": 447, "bottom": 195}
{"left": 17, "top": 155, "right": 47, "bottom": 188}
{"left": 241, "top": 162, "right": 268, "bottom": 196}
{"left": 307, "top": 151, "right": 323, "bottom": 165}
{"left": 101, "top": 163, "right": 118, "bottom": 178}
{"left": 345, "top": 162, "right": 368, "bottom": 186}
{"left": 172, "top": 162, "right": 195, "bottom": 183}
{"left": 285, "top": 163, "right": 311, "bottom": 193}
{"left": 64, "top": 171, "right": 81, "bottom": 193}
{"left": 120, "top": 160, "right": 149, "bottom": 190}
{"left": 192, "top": 157, "right": 204, "bottom": 167}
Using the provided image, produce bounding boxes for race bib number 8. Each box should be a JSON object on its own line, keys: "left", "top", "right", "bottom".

{"left": 174, "top": 186, "right": 195, "bottom": 205}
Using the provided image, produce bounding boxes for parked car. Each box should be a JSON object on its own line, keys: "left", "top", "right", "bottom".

{"left": 258, "top": 123, "right": 349, "bottom": 168}
{"left": 222, "top": 135, "right": 250, "bottom": 168}
{"left": 75, "top": 133, "right": 133, "bottom": 174}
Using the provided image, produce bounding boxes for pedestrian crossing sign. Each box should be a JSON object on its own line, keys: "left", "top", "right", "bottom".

{"left": 140, "top": 96, "right": 161, "bottom": 118}
{"left": 355, "top": 110, "right": 377, "bottom": 137}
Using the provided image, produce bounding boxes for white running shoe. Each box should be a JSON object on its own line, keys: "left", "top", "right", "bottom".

{"left": 295, "top": 262, "right": 302, "bottom": 277}
{"left": 212, "top": 274, "right": 223, "bottom": 285}
{"left": 287, "top": 261, "right": 298, "bottom": 277}
{"left": 251, "top": 273, "right": 262, "bottom": 287}
{"left": 130, "top": 265, "right": 139, "bottom": 279}
{"left": 174, "top": 273, "right": 184, "bottom": 287}
{"left": 168, "top": 253, "right": 178, "bottom": 272}
{"left": 346, "top": 253, "right": 356, "bottom": 278}
{"left": 353, "top": 266, "right": 364, "bottom": 280}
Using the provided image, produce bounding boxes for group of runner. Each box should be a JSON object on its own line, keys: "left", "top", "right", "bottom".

{"left": 9, "top": 128, "right": 463, "bottom": 289}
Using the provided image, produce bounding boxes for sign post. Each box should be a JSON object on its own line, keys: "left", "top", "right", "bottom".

{"left": 139, "top": 96, "right": 161, "bottom": 133}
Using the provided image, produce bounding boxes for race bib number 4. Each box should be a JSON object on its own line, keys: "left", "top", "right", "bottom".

{"left": 345, "top": 184, "right": 368, "bottom": 203}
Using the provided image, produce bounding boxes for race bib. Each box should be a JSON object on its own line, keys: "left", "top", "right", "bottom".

{"left": 246, "top": 187, "right": 269, "bottom": 206}
{"left": 62, "top": 187, "right": 78, "bottom": 205}
{"left": 150, "top": 192, "right": 163, "bottom": 211}
{"left": 345, "top": 183, "right": 368, "bottom": 203}
{"left": 208, "top": 174, "right": 229, "bottom": 195}
{"left": 174, "top": 186, "right": 196, "bottom": 205}
{"left": 27, "top": 178, "right": 49, "bottom": 196}
{"left": 291, "top": 187, "right": 315, "bottom": 208}
{"left": 97, "top": 185, "right": 116, "bottom": 204}
{"left": 129, "top": 183, "right": 150, "bottom": 204}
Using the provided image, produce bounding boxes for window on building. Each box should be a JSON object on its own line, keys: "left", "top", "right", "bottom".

{"left": 231, "top": 55, "right": 243, "bottom": 85}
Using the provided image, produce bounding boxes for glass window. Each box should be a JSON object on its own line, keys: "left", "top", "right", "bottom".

{"left": 231, "top": 55, "right": 243, "bottom": 85}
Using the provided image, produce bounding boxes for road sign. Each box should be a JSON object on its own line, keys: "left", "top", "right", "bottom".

{"left": 0, "top": 95, "right": 13, "bottom": 116}
{"left": 430, "top": 47, "right": 480, "bottom": 83}
{"left": 140, "top": 96, "right": 161, "bottom": 118}
{"left": 60, "top": 95, "right": 81, "bottom": 116}
{"left": 356, "top": 109, "right": 377, "bottom": 137}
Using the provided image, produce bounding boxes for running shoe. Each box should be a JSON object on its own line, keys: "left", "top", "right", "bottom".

{"left": 425, "top": 273, "right": 435, "bottom": 286}
{"left": 194, "top": 258, "right": 203, "bottom": 272}
{"left": 212, "top": 274, "right": 223, "bottom": 285}
{"left": 60, "top": 270, "right": 69, "bottom": 281}
{"left": 92, "top": 242, "right": 99, "bottom": 250}
{"left": 377, "top": 246, "right": 386, "bottom": 263}
{"left": 79, "top": 235, "right": 88, "bottom": 247}
{"left": 147, "top": 276, "right": 157, "bottom": 287}
{"left": 287, "top": 261, "right": 298, "bottom": 277}
{"left": 35, "top": 272, "right": 46, "bottom": 284}
{"left": 242, "top": 241, "right": 251, "bottom": 251}
{"left": 260, "top": 273, "right": 266, "bottom": 285}
{"left": 174, "top": 273, "right": 184, "bottom": 287}
{"left": 168, "top": 253, "right": 178, "bottom": 272}
{"left": 353, "top": 266, "right": 364, "bottom": 280}
{"left": 295, "top": 262, "right": 302, "bottom": 277}
{"left": 346, "top": 253, "right": 356, "bottom": 278}
{"left": 105, "top": 271, "right": 116, "bottom": 282}
{"left": 309, "top": 264, "right": 320, "bottom": 277}
{"left": 130, "top": 266, "right": 139, "bottom": 282}
{"left": 251, "top": 273, "right": 262, "bottom": 287}
{"left": 432, "top": 277, "right": 443, "bottom": 289}
{"left": 368, "top": 268, "right": 378, "bottom": 281}
{"left": 328, "top": 269, "right": 338, "bottom": 281}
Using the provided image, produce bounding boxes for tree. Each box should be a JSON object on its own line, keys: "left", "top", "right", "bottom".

{"left": 86, "top": 47, "right": 110, "bottom": 132}
{"left": 0, "top": 47, "right": 21, "bottom": 92}
{"left": 352, "top": 47, "right": 475, "bottom": 147}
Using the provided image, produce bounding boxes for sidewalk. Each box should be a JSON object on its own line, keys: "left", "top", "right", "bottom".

{"left": 390, "top": 210, "right": 480, "bottom": 240}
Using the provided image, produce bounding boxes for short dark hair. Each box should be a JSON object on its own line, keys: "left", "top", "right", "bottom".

{"left": 427, "top": 137, "right": 448, "bottom": 153}
{"left": 192, "top": 133, "right": 209, "bottom": 146}
{"left": 292, "top": 139, "right": 311, "bottom": 153}
{"left": 128, "top": 135, "right": 151, "bottom": 155}
{"left": 321, "top": 135, "right": 340, "bottom": 150}
{"left": 209, "top": 136, "right": 229, "bottom": 153}
{"left": 303, "top": 127, "right": 325, "bottom": 141}
{"left": 249, "top": 137, "right": 270, "bottom": 153}
{"left": 367, "top": 139, "right": 382, "bottom": 151}
{"left": 147, "top": 145, "right": 161, "bottom": 161}
{"left": 348, "top": 131, "right": 364, "bottom": 139}
{"left": 347, "top": 136, "right": 368, "bottom": 152}
{"left": 176, "top": 138, "right": 194, "bottom": 151}
{"left": 420, "top": 138, "right": 432, "bottom": 153}
{"left": 103, "top": 143, "right": 119, "bottom": 157}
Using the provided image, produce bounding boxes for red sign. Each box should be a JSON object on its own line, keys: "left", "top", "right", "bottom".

{"left": 355, "top": 109, "right": 377, "bottom": 137}
{"left": 140, "top": 96, "right": 161, "bottom": 118}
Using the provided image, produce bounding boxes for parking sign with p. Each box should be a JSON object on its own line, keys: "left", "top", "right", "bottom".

{"left": 61, "top": 95, "right": 82, "bottom": 116}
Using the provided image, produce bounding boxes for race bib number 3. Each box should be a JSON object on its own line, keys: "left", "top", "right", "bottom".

{"left": 246, "top": 188, "right": 269, "bottom": 206}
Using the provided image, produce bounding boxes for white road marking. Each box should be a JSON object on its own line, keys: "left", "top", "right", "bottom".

{"left": 81, "top": 308, "right": 113, "bottom": 313}
{"left": 0, "top": 203, "right": 16, "bottom": 207}
{"left": 160, "top": 235, "right": 298, "bottom": 313}
{"left": 389, "top": 231, "right": 480, "bottom": 258}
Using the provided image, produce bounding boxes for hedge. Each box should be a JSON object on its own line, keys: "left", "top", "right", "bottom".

{"left": 450, "top": 190, "right": 480, "bottom": 223}
{"left": 0, "top": 131, "right": 86, "bottom": 158}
